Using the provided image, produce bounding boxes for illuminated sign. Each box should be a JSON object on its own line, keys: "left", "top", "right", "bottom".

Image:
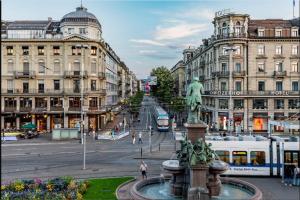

{"left": 233, "top": 151, "right": 247, "bottom": 155}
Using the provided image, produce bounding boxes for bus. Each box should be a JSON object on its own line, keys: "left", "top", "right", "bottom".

{"left": 152, "top": 106, "right": 169, "bottom": 131}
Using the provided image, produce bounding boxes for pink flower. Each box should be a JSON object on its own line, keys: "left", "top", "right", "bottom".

{"left": 34, "top": 178, "right": 42, "bottom": 184}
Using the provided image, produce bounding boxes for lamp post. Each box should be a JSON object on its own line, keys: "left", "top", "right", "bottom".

{"left": 224, "top": 46, "right": 238, "bottom": 135}
{"left": 75, "top": 44, "right": 88, "bottom": 170}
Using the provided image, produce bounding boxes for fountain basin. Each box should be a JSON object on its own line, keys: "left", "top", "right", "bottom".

{"left": 130, "top": 176, "right": 262, "bottom": 200}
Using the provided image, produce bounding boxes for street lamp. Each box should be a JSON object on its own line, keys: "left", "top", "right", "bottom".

{"left": 76, "top": 44, "right": 88, "bottom": 170}
{"left": 224, "top": 46, "right": 238, "bottom": 135}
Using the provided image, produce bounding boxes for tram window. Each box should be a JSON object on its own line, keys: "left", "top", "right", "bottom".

{"left": 232, "top": 151, "right": 247, "bottom": 166}
{"left": 215, "top": 151, "right": 230, "bottom": 163}
{"left": 292, "top": 152, "right": 299, "bottom": 165}
{"left": 250, "top": 151, "right": 266, "bottom": 166}
{"left": 284, "top": 152, "right": 292, "bottom": 163}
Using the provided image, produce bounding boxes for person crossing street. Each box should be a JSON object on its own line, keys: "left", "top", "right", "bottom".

{"left": 138, "top": 132, "right": 143, "bottom": 144}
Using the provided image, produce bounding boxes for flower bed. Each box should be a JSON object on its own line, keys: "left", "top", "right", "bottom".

{"left": 1, "top": 177, "right": 89, "bottom": 200}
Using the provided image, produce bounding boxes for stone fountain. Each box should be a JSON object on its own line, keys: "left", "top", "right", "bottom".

{"left": 121, "top": 77, "right": 262, "bottom": 200}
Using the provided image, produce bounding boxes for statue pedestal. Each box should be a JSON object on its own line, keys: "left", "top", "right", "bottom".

{"left": 190, "top": 164, "right": 208, "bottom": 188}
{"left": 184, "top": 122, "right": 207, "bottom": 143}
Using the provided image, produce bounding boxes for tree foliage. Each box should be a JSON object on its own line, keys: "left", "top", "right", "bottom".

{"left": 150, "top": 66, "right": 174, "bottom": 104}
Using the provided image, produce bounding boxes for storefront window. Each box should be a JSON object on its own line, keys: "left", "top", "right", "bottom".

{"left": 50, "top": 97, "right": 63, "bottom": 107}
{"left": 215, "top": 151, "right": 230, "bottom": 163}
{"left": 4, "top": 97, "right": 17, "bottom": 108}
{"left": 234, "top": 99, "right": 244, "bottom": 109}
{"left": 253, "top": 99, "right": 267, "bottom": 109}
{"left": 232, "top": 151, "right": 247, "bottom": 166}
{"left": 20, "top": 97, "right": 32, "bottom": 108}
{"left": 35, "top": 98, "right": 47, "bottom": 108}
{"left": 250, "top": 151, "right": 265, "bottom": 166}
{"left": 69, "top": 97, "right": 81, "bottom": 108}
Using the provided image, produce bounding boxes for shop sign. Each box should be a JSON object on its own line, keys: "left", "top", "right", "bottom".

{"left": 208, "top": 91, "right": 243, "bottom": 96}
{"left": 270, "top": 91, "right": 289, "bottom": 96}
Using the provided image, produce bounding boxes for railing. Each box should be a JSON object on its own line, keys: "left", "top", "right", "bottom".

{"left": 4, "top": 107, "right": 16, "bottom": 112}
{"left": 273, "top": 71, "right": 287, "bottom": 77}
{"left": 20, "top": 107, "right": 32, "bottom": 112}
{"left": 14, "top": 71, "right": 36, "bottom": 79}
{"left": 204, "top": 90, "right": 299, "bottom": 96}
{"left": 88, "top": 106, "right": 98, "bottom": 111}
{"left": 216, "top": 33, "right": 247, "bottom": 39}
{"left": 212, "top": 71, "right": 230, "bottom": 77}
{"left": 64, "top": 71, "right": 88, "bottom": 78}
{"left": 98, "top": 72, "right": 106, "bottom": 79}
{"left": 232, "top": 70, "right": 246, "bottom": 77}
{"left": 68, "top": 107, "right": 81, "bottom": 112}
{"left": 50, "top": 106, "right": 64, "bottom": 111}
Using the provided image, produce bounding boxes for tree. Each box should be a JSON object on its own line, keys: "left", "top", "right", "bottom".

{"left": 150, "top": 66, "right": 174, "bottom": 104}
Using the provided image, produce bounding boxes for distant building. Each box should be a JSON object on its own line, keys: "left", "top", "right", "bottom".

{"left": 183, "top": 11, "right": 300, "bottom": 133}
{"left": 171, "top": 60, "right": 185, "bottom": 97}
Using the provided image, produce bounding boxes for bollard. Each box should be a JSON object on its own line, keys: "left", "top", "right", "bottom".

{"left": 159, "top": 143, "right": 160, "bottom": 151}
{"left": 140, "top": 147, "right": 143, "bottom": 159}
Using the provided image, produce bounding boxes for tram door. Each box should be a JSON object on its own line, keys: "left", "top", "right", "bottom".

{"left": 284, "top": 151, "right": 299, "bottom": 179}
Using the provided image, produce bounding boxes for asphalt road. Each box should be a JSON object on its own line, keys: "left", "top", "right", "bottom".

{"left": 1, "top": 96, "right": 175, "bottom": 181}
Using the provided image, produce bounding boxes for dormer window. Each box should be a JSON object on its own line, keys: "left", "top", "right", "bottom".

{"left": 291, "top": 28, "right": 298, "bottom": 37}
{"left": 79, "top": 28, "right": 86, "bottom": 34}
{"left": 258, "top": 28, "right": 265, "bottom": 37}
{"left": 38, "top": 46, "right": 44, "bottom": 55}
{"left": 235, "top": 21, "right": 241, "bottom": 36}
{"left": 6, "top": 46, "right": 13, "bottom": 55}
{"left": 275, "top": 29, "right": 282, "bottom": 37}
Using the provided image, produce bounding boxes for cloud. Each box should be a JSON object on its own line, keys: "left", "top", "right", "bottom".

{"left": 130, "top": 39, "right": 166, "bottom": 46}
{"left": 139, "top": 50, "right": 157, "bottom": 54}
{"left": 155, "top": 23, "right": 208, "bottom": 40}
{"left": 139, "top": 49, "right": 177, "bottom": 59}
{"left": 180, "top": 9, "right": 215, "bottom": 20}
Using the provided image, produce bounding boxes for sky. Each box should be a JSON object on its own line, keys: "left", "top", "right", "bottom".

{"left": 2, "top": 0, "right": 298, "bottom": 79}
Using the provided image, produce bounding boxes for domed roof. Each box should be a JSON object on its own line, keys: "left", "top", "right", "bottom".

{"left": 61, "top": 6, "right": 101, "bottom": 27}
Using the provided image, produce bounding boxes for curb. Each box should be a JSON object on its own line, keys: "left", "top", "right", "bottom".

{"left": 116, "top": 177, "right": 137, "bottom": 200}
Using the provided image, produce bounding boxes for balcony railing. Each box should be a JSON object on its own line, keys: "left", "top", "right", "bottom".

{"left": 4, "top": 107, "right": 16, "bottom": 112}
{"left": 88, "top": 106, "right": 98, "bottom": 111}
{"left": 98, "top": 72, "right": 106, "bottom": 79}
{"left": 14, "top": 71, "right": 36, "bottom": 79}
{"left": 273, "top": 71, "right": 287, "bottom": 77}
{"left": 50, "top": 106, "right": 64, "bottom": 111}
{"left": 204, "top": 90, "right": 299, "bottom": 96}
{"left": 64, "top": 71, "right": 88, "bottom": 78}
{"left": 68, "top": 107, "right": 81, "bottom": 112}
{"left": 232, "top": 70, "right": 246, "bottom": 77}
{"left": 212, "top": 71, "right": 230, "bottom": 77}
{"left": 20, "top": 107, "right": 32, "bottom": 112}
{"left": 1, "top": 89, "right": 64, "bottom": 95}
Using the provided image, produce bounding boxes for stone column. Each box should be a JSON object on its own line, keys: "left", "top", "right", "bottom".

{"left": 16, "top": 117, "right": 20, "bottom": 129}
{"left": 1, "top": 116, "right": 4, "bottom": 130}
{"left": 47, "top": 116, "right": 51, "bottom": 131}
{"left": 64, "top": 115, "right": 68, "bottom": 128}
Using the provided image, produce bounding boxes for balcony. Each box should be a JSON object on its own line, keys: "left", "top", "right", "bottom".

{"left": 89, "top": 106, "right": 98, "bottom": 111}
{"left": 20, "top": 107, "right": 32, "bottom": 112}
{"left": 4, "top": 107, "right": 16, "bottom": 112}
{"left": 14, "top": 71, "right": 36, "bottom": 79}
{"left": 68, "top": 107, "right": 81, "bottom": 112}
{"left": 199, "top": 75, "right": 205, "bottom": 81}
{"left": 64, "top": 71, "right": 88, "bottom": 78}
{"left": 212, "top": 71, "right": 229, "bottom": 78}
{"left": 232, "top": 70, "right": 246, "bottom": 77}
{"left": 273, "top": 71, "right": 287, "bottom": 78}
{"left": 216, "top": 33, "right": 247, "bottom": 40}
{"left": 50, "top": 106, "right": 63, "bottom": 111}
{"left": 98, "top": 72, "right": 106, "bottom": 80}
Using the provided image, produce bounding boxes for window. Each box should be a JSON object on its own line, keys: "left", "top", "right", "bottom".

{"left": 91, "top": 80, "right": 96, "bottom": 91}
{"left": 232, "top": 151, "right": 247, "bottom": 166}
{"left": 79, "top": 28, "right": 86, "bottom": 34}
{"left": 54, "top": 60, "right": 60, "bottom": 74}
{"left": 221, "top": 82, "right": 227, "bottom": 90}
{"left": 258, "top": 62, "right": 265, "bottom": 72}
{"left": 235, "top": 21, "right": 241, "bottom": 36}
{"left": 38, "top": 46, "right": 44, "bottom": 55}
{"left": 292, "top": 81, "right": 299, "bottom": 91}
{"left": 275, "top": 62, "right": 283, "bottom": 72}
{"left": 288, "top": 99, "right": 300, "bottom": 109}
{"left": 291, "top": 62, "right": 298, "bottom": 72}
{"left": 23, "top": 82, "right": 29, "bottom": 93}
{"left": 235, "top": 81, "right": 242, "bottom": 91}
{"left": 222, "top": 47, "right": 229, "bottom": 55}
{"left": 23, "top": 61, "right": 29, "bottom": 73}
{"left": 7, "top": 80, "right": 13, "bottom": 93}
{"left": 91, "top": 60, "right": 96, "bottom": 73}
{"left": 73, "top": 80, "right": 80, "bottom": 93}
{"left": 54, "top": 80, "right": 60, "bottom": 90}
{"left": 258, "top": 81, "right": 265, "bottom": 91}
{"left": 7, "top": 60, "right": 14, "bottom": 73}
{"left": 68, "top": 28, "right": 74, "bottom": 34}
{"left": 20, "top": 98, "right": 32, "bottom": 108}
{"left": 219, "top": 99, "right": 228, "bottom": 109}
{"left": 73, "top": 60, "right": 80, "bottom": 72}
{"left": 38, "top": 60, "right": 45, "bottom": 73}
{"left": 275, "top": 99, "right": 284, "bottom": 109}
{"left": 276, "top": 81, "right": 283, "bottom": 91}
{"left": 235, "top": 46, "right": 241, "bottom": 55}
{"left": 258, "top": 29, "right": 265, "bottom": 37}
{"left": 234, "top": 99, "right": 244, "bottom": 109}
{"left": 275, "top": 45, "right": 282, "bottom": 55}
{"left": 72, "top": 46, "right": 76, "bottom": 55}
{"left": 69, "top": 97, "right": 81, "bottom": 108}
{"left": 35, "top": 97, "right": 47, "bottom": 108}
{"left": 253, "top": 99, "right": 268, "bottom": 109}
{"left": 222, "top": 22, "right": 227, "bottom": 35}
{"left": 258, "top": 45, "right": 265, "bottom": 55}
{"left": 91, "top": 46, "right": 97, "bottom": 56}
{"left": 50, "top": 97, "right": 63, "bottom": 107}
{"left": 38, "top": 80, "right": 44, "bottom": 93}
{"left": 22, "top": 46, "right": 29, "bottom": 55}
{"left": 235, "top": 63, "right": 241, "bottom": 72}
{"left": 291, "top": 29, "right": 298, "bottom": 37}
{"left": 53, "top": 46, "right": 60, "bottom": 55}
{"left": 292, "top": 45, "right": 298, "bottom": 55}
{"left": 89, "top": 97, "right": 98, "bottom": 108}
{"left": 6, "top": 46, "right": 13, "bottom": 55}
{"left": 250, "top": 151, "right": 265, "bottom": 166}
{"left": 4, "top": 97, "right": 17, "bottom": 108}
{"left": 275, "top": 29, "right": 282, "bottom": 37}
{"left": 221, "top": 63, "right": 227, "bottom": 72}
{"left": 215, "top": 151, "right": 229, "bottom": 163}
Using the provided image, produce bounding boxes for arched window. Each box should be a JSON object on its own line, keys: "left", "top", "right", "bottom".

{"left": 7, "top": 59, "right": 14, "bottom": 73}
{"left": 38, "top": 59, "right": 45, "bottom": 73}
{"left": 235, "top": 21, "right": 241, "bottom": 36}
{"left": 222, "top": 22, "right": 228, "bottom": 35}
{"left": 54, "top": 59, "right": 60, "bottom": 74}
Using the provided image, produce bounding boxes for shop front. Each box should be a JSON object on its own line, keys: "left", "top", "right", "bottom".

{"left": 20, "top": 114, "right": 32, "bottom": 127}
{"left": 51, "top": 114, "right": 64, "bottom": 129}
{"left": 274, "top": 113, "right": 285, "bottom": 132}
{"left": 35, "top": 114, "right": 47, "bottom": 132}
{"left": 233, "top": 113, "right": 244, "bottom": 134}
{"left": 3, "top": 114, "right": 16, "bottom": 129}
{"left": 68, "top": 114, "right": 81, "bottom": 128}
{"left": 253, "top": 113, "right": 268, "bottom": 133}
{"left": 88, "top": 114, "right": 98, "bottom": 132}
{"left": 218, "top": 112, "right": 229, "bottom": 131}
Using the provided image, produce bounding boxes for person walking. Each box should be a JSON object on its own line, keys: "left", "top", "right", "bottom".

{"left": 140, "top": 161, "right": 148, "bottom": 179}
{"left": 132, "top": 129, "right": 136, "bottom": 144}
{"left": 293, "top": 164, "right": 300, "bottom": 186}
{"left": 138, "top": 132, "right": 143, "bottom": 144}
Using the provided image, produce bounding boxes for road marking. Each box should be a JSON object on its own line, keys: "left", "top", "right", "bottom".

{"left": 2, "top": 142, "right": 74, "bottom": 147}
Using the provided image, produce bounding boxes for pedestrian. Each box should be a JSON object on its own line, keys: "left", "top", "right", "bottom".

{"left": 285, "top": 165, "right": 294, "bottom": 186}
{"left": 132, "top": 129, "right": 136, "bottom": 144}
{"left": 293, "top": 164, "right": 300, "bottom": 186}
{"left": 138, "top": 132, "right": 143, "bottom": 144}
{"left": 140, "top": 160, "right": 148, "bottom": 179}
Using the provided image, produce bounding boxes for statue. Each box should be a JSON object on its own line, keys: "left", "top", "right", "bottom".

{"left": 186, "top": 77, "right": 204, "bottom": 124}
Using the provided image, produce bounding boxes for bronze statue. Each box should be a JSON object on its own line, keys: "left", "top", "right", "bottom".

{"left": 186, "top": 77, "right": 204, "bottom": 124}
